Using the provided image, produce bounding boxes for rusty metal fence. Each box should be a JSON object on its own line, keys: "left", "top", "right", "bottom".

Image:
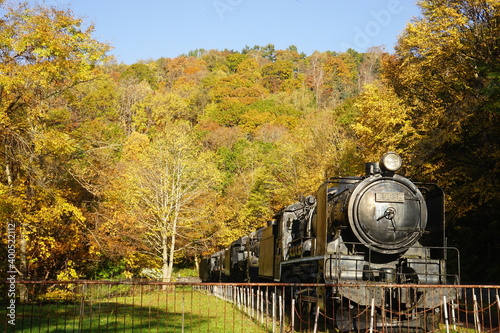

{"left": 1, "top": 281, "right": 499, "bottom": 332}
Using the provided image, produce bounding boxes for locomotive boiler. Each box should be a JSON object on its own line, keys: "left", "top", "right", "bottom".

{"left": 200, "top": 152, "right": 460, "bottom": 331}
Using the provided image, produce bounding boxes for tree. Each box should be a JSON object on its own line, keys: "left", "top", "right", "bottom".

{"left": 272, "top": 110, "right": 360, "bottom": 202}
{"left": 225, "top": 52, "right": 249, "bottom": 73}
{"left": 261, "top": 60, "right": 295, "bottom": 92}
{"left": 117, "top": 80, "right": 152, "bottom": 135}
{"left": 322, "top": 52, "right": 359, "bottom": 106}
{"left": 132, "top": 91, "right": 191, "bottom": 132}
{"left": 358, "top": 46, "right": 385, "bottom": 88}
{"left": 0, "top": 2, "right": 110, "bottom": 284}
{"left": 121, "top": 124, "right": 222, "bottom": 283}
{"left": 352, "top": 84, "right": 419, "bottom": 164}
{"left": 304, "top": 51, "right": 327, "bottom": 106}
{"left": 382, "top": 0, "right": 500, "bottom": 282}
{"left": 121, "top": 63, "right": 158, "bottom": 89}
{"left": 204, "top": 73, "right": 268, "bottom": 126}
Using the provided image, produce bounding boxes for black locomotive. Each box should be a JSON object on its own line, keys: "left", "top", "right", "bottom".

{"left": 200, "top": 152, "right": 460, "bottom": 331}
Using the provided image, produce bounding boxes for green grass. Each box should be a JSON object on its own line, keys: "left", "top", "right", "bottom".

{"left": 438, "top": 326, "right": 477, "bottom": 333}
{"left": 8, "top": 286, "right": 271, "bottom": 333}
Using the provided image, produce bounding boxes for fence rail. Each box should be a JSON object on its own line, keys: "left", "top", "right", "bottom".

{"left": 1, "top": 280, "right": 499, "bottom": 332}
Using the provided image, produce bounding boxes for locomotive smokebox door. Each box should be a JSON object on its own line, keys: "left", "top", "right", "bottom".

{"left": 347, "top": 174, "right": 428, "bottom": 254}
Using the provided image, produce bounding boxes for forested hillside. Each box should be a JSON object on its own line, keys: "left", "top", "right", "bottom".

{"left": 1, "top": 0, "right": 498, "bottom": 283}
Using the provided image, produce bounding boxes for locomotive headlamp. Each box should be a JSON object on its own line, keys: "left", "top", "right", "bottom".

{"left": 380, "top": 152, "right": 402, "bottom": 172}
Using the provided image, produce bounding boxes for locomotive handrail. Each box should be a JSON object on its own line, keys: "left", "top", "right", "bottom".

{"left": 427, "top": 245, "right": 461, "bottom": 283}
{"left": 325, "top": 241, "right": 460, "bottom": 284}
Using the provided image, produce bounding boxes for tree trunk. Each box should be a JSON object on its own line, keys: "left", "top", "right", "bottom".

{"left": 5, "top": 154, "right": 28, "bottom": 301}
{"left": 161, "top": 215, "right": 177, "bottom": 290}
{"left": 161, "top": 232, "right": 171, "bottom": 291}
{"left": 167, "top": 215, "right": 177, "bottom": 282}
{"left": 194, "top": 254, "right": 199, "bottom": 274}
{"left": 19, "top": 225, "right": 28, "bottom": 301}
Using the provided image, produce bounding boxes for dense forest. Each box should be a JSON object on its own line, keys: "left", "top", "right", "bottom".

{"left": 1, "top": 0, "right": 499, "bottom": 284}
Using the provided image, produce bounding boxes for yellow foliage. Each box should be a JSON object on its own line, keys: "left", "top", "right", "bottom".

{"left": 38, "top": 261, "right": 82, "bottom": 301}
{"left": 352, "top": 84, "right": 419, "bottom": 163}
{"left": 57, "top": 260, "right": 80, "bottom": 281}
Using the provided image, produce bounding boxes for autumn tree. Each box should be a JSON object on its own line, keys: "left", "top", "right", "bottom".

{"left": 119, "top": 123, "right": 222, "bottom": 282}
{"left": 261, "top": 59, "right": 296, "bottom": 93}
{"left": 121, "top": 63, "right": 158, "bottom": 89}
{"left": 303, "top": 51, "right": 361, "bottom": 107}
{"left": 132, "top": 91, "right": 191, "bottom": 132}
{"left": 383, "top": 0, "right": 500, "bottom": 282}
{"left": 352, "top": 84, "right": 419, "bottom": 164}
{"left": 204, "top": 72, "right": 268, "bottom": 126}
{"left": 358, "top": 46, "right": 385, "bottom": 88}
{"left": 321, "top": 51, "right": 360, "bottom": 107}
{"left": 225, "top": 52, "right": 249, "bottom": 73}
{"left": 271, "top": 110, "right": 361, "bottom": 202}
{"left": 0, "top": 3, "right": 110, "bottom": 283}
{"left": 304, "top": 51, "right": 327, "bottom": 106}
{"left": 242, "top": 44, "right": 277, "bottom": 61}
{"left": 117, "top": 80, "right": 152, "bottom": 135}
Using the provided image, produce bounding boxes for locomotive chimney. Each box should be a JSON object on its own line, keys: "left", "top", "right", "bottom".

{"left": 365, "top": 162, "right": 381, "bottom": 176}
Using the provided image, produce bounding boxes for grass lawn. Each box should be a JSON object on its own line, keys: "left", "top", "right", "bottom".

{"left": 7, "top": 285, "right": 271, "bottom": 333}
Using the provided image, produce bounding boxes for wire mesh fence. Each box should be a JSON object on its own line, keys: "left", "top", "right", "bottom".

{"left": 1, "top": 280, "right": 499, "bottom": 332}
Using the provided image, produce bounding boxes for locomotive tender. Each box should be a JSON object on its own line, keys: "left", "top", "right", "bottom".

{"left": 200, "top": 152, "right": 459, "bottom": 330}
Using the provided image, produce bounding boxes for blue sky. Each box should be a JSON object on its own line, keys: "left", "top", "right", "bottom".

{"left": 30, "top": 0, "right": 421, "bottom": 64}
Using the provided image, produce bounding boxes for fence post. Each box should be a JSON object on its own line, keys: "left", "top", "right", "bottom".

{"left": 238, "top": 287, "right": 242, "bottom": 309}
{"left": 261, "top": 289, "right": 265, "bottom": 324}
{"left": 313, "top": 305, "right": 320, "bottom": 333}
{"left": 248, "top": 287, "right": 251, "bottom": 317}
{"left": 251, "top": 288, "right": 255, "bottom": 319}
{"left": 443, "top": 296, "right": 450, "bottom": 333}
{"left": 248, "top": 287, "right": 252, "bottom": 318}
{"left": 256, "top": 289, "right": 260, "bottom": 322}
{"left": 78, "top": 283, "right": 87, "bottom": 332}
{"left": 244, "top": 287, "right": 248, "bottom": 315}
{"left": 473, "top": 291, "right": 481, "bottom": 333}
{"left": 451, "top": 299, "right": 457, "bottom": 330}
{"left": 181, "top": 291, "right": 185, "bottom": 333}
{"left": 272, "top": 292, "right": 277, "bottom": 333}
{"left": 257, "top": 287, "right": 264, "bottom": 324}
{"left": 497, "top": 295, "right": 500, "bottom": 320}
{"left": 369, "top": 297, "right": 375, "bottom": 333}
{"left": 266, "top": 290, "right": 269, "bottom": 327}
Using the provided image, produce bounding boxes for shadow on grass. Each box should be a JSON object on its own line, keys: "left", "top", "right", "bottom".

{"left": 4, "top": 296, "right": 268, "bottom": 333}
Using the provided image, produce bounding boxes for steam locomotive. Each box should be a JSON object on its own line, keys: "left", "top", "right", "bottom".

{"left": 200, "top": 152, "right": 460, "bottom": 331}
